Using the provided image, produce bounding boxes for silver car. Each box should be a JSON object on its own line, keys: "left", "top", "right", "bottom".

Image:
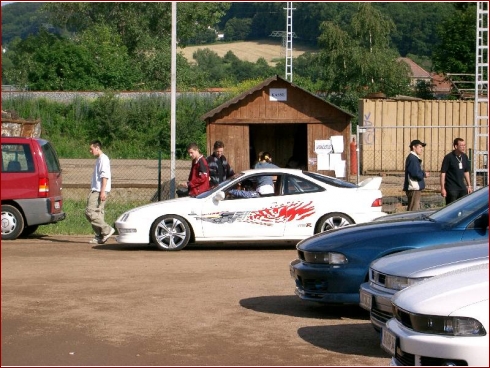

{"left": 359, "top": 239, "right": 489, "bottom": 331}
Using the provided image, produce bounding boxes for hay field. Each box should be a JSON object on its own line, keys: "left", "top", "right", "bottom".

{"left": 178, "top": 40, "right": 317, "bottom": 66}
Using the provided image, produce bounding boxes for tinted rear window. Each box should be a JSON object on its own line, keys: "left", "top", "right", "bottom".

{"left": 39, "top": 140, "right": 61, "bottom": 173}
{"left": 303, "top": 171, "right": 358, "bottom": 188}
{"left": 1, "top": 143, "right": 35, "bottom": 172}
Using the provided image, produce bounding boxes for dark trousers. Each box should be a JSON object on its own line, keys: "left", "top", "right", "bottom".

{"left": 406, "top": 190, "right": 421, "bottom": 211}
{"left": 445, "top": 190, "right": 467, "bottom": 205}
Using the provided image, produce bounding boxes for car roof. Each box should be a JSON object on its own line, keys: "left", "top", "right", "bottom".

{"left": 240, "top": 168, "right": 304, "bottom": 175}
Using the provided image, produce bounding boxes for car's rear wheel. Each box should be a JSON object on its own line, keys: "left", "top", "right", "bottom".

{"left": 2, "top": 205, "right": 25, "bottom": 240}
{"left": 21, "top": 225, "right": 39, "bottom": 237}
{"left": 315, "top": 213, "right": 353, "bottom": 233}
{"left": 150, "top": 214, "right": 191, "bottom": 251}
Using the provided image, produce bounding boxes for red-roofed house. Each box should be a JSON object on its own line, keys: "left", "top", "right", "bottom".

{"left": 398, "top": 57, "right": 431, "bottom": 86}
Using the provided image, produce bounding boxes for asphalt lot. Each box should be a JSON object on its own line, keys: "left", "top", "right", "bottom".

{"left": 1, "top": 235, "right": 391, "bottom": 366}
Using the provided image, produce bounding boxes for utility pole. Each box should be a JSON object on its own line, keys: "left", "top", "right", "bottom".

{"left": 269, "top": 3, "right": 296, "bottom": 81}
{"left": 285, "top": 2, "right": 294, "bottom": 82}
{"left": 170, "top": 2, "right": 177, "bottom": 198}
{"left": 473, "top": 1, "right": 489, "bottom": 189}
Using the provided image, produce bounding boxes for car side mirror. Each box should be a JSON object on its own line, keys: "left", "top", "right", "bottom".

{"left": 214, "top": 191, "right": 225, "bottom": 201}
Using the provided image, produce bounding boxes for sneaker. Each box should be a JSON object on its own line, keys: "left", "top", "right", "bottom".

{"left": 100, "top": 227, "right": 115, "bottom": 243}
{"left": 89, "top": 236, "right": 102, "bottom": 244}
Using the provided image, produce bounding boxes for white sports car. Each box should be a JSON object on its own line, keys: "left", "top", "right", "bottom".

{"left": 382, "top": 263, "right": 489, "bottom": 366}
{"left": 360, "top": 239, "right": 489, "bottom": 331}
{"left": 115, "top": 168, "right": 385, "bottom": 251}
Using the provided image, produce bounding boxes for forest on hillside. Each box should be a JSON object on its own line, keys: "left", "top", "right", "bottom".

{"left": 1, "top": 2, "right": 458, "bottom": 60}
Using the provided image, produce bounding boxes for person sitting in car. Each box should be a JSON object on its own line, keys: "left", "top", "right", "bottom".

{"left": 227, "top": 179, "right": 260, "bottom": 199}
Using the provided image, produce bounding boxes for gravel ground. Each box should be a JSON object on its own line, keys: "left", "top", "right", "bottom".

{"left": 1, "top": 235, "right": 392, "bottom": 366}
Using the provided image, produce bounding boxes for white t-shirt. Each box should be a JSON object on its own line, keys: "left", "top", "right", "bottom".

{"left": 91, "top": 153, "right": 111, "bottom": 192}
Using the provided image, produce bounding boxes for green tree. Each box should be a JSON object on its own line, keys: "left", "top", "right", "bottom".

{"left": 78, "top": 24, "right": 141, "bottom": 90}
{"left": 432, "top": 4, "right": 477, "bottom": 74}
{"left": 4, "top": 30, "right": 100, "bottom": 90}
{"left": 41, "top": 2, "right": 230, "bottom": 90}
{"left": 4, "top": 27, "right": 141, "bottom": 91}
{"left": 192, "top": 48, "right": 227, "bottom": 86}
{"left": 316, "top": 3, "right": 411, "bottom": 114}
{"left": 42, "top": 2, "right": 230, "bottom": 53}
{"left": 223, "top": 17, "right": 253, "bottom": 41}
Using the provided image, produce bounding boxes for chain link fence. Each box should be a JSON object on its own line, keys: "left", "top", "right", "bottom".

{"left": 353, "top": 125, "right": 487, "bottom": 213}
{"left": 61, "top": 157, "right": 191, "bottom": 204}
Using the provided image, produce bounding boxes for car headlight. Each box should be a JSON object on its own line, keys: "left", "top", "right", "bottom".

{"left": 384, "top": 276, "right": 431, "bottom": 291}
{"left": 394, "top": 306, "right": 487, "bottom": 336}
{"left": 302, "top": 251, "right": 348, "bottom": 264}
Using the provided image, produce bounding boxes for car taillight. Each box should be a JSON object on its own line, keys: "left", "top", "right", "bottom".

{"left": 371, "top": 198, "right": 383, "bottom": 207}
{"left": 39, "top": 177, "right": 49, "bottom": 197}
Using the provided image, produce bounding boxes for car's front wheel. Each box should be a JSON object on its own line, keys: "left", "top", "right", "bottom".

{"left": 315, "top": 213, "right": 353, "bottom": 233}
{"left": 150, "top": 215, "right": 191, "bottom": 251}
{"left": 2, "top": 205, "right": 25, "bottom": 240}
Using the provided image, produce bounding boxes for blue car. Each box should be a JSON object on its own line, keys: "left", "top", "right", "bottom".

{"left": 289, "top": 186, "right": 489, "bottom": 305}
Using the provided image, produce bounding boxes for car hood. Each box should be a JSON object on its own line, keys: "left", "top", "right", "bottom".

{"left": 296, "top": 219, "right": 440, "bottom": 252}
{"left": 371, "top": 240, "right": 489, "bottom": 278}
{"left": 373, "top": 209, "right": 435, "bottom": 222}
{"left": 124, "top": 196, "right": 200, "bottom": 215}
{"left": 392, "top": 263, "right": 489, "bottom": 317}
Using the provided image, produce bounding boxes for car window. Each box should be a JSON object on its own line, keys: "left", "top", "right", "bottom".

{"left": 39, "top": 140, "right": 61, "bottom": 173}
{"left": 284, "top": 175, "right": 323, "bottom": 195}
{"left": 195, "top": 175, "right": 244, "bottom": 199}
{"left": 1, "top": 143, "right": 35, "bottom": 173}
{"left": 430, "top": 187, "right": 489, "bottom": 226}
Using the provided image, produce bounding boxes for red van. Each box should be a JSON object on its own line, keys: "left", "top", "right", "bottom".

{"left": 1, "top": 136, "right": 66, "bottom": 240}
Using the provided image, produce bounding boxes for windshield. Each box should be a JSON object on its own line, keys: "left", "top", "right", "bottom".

{"left": 429, "top": 186, "right": 488, "bottom": 226}
{"left": 195, "top": 173, "right": 245, "bottom": 199}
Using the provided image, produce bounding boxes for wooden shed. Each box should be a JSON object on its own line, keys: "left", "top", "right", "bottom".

{"left": 200, "top": 75, "right": 355, "bottom": 178}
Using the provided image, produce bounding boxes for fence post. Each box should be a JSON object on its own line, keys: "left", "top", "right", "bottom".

{"left": 158, "top": 150, "right": 162, "bottom": 201}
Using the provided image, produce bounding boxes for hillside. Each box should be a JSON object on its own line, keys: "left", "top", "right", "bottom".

{"left": 178, "top": 40, "right": 318, "bottom": 66}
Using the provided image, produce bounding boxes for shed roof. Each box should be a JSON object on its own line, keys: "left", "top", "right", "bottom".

{"left": 200, "top": 75, "right": 355, "bottom": 121}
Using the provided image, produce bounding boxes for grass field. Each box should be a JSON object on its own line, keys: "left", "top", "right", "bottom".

{"left": 178, "top": 40, "right": 318, "bottom": 66}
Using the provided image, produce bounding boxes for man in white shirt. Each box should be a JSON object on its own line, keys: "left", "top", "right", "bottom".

{"left": 85, "top": 139, "right": 115, "bottom": 244}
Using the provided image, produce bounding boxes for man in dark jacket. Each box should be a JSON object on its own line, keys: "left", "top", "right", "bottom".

{"left": 403, "top": 139, "right": 429, "bottom": 211}
{"left": 207, "top": 140, "right": 235, "bottom": 188}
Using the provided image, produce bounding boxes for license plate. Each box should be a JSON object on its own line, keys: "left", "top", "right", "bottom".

{"left": 381, "top": 328, "right": 397, "bottom": 356}
{"left": 54, "top": 202, "right": 60, "bottom": 209}
{"left": 359, "top": 290, "right": 373, "bottom": 310}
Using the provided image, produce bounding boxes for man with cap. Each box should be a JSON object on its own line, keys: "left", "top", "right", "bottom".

{"left": 440, "top": 137, "right": 472, "bottom": 205}
{"left": 403, "top": 139, "right": 429, "bottom": 211}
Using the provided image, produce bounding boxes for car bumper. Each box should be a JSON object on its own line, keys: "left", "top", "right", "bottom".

{"left": 17, "top": 198, "right": 66, "bottom": 225}
{"left": 289, "top": 259, "right": 363, "bottom": 305}
{"left": 359, "top": 282, "right": 395, "bottom": 330}
{"left": 115, "top": 221, "right": 150, "bottom": 244}
{"left": 385, "top": 318, "right": 489, "bottom": 366}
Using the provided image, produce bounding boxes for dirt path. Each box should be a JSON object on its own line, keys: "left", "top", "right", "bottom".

{"left": 1, "top": 235, "right": 391, "bottom": 366}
